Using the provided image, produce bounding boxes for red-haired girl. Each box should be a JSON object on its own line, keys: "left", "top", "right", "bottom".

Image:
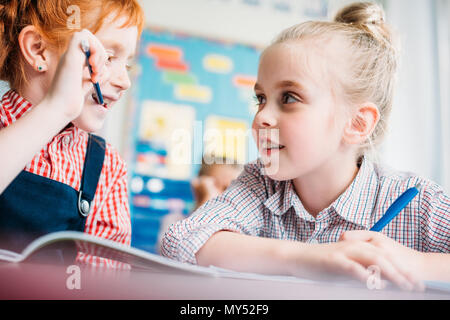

{"left": 0, "top": 0, "right": 144, "bottom": 265}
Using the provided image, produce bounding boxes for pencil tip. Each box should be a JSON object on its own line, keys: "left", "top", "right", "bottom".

{"left": 415, "top": 183, "right": 422, "bottom": 191}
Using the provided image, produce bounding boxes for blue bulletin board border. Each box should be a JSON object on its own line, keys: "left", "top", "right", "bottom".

{"left": 126, "top": 27, "right": 261, "bottom": 253}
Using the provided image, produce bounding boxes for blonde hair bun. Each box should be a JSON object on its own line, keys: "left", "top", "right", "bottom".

{"left": 334, "top": 2, "right": 385, "bottom": 25}
{"left": 334, "top": 2, "right": 392, "bottom": 45}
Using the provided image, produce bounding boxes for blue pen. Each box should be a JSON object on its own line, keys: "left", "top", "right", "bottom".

{"left": 81, "top": 39, "right": 104, "bottom": 106}
{"left": 370, "top": 184, "right": 421, "bottom": 232}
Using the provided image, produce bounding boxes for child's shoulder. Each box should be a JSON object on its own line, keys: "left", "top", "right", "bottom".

{"left": 77, "top": 130, "right": 127, "bottom": 174}
{"left": 103, "top": 140, "right": 127, "bottom": 174}
{"left": 374, "top": 161, "right": 440, "bottom": 188}
{"left": 373, "top": 161, "right": 448, "bottom": 205}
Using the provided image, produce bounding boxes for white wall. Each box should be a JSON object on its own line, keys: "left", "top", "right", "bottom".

{"left": 137, "top": 0, "right": 355, "bottom": 47}
{"left": 381, "top": 0, "right": 449, "bottom": 192}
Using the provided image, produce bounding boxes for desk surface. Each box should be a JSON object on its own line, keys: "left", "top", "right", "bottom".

{"left": 0, "top": 261, "right": 449, "bottom": 300}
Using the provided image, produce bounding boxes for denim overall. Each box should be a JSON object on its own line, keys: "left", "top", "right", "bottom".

{"left": 0, "top": 134, "right": 105, "bottom": 262}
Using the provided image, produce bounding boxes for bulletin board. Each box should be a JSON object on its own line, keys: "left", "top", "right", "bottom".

{"left": 127, "top": 28, "right": 261, "bottom": 253}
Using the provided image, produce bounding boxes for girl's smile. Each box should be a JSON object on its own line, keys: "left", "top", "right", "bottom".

{"left": 258, "top": 137, "right": 285, "bottom": 156}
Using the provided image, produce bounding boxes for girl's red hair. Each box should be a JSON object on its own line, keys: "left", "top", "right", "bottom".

{"left": 0, "top": 0, "right": 144, "bottom": 91}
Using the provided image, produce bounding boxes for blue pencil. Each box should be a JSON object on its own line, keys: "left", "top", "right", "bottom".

{"left": 370, "top": 184, "right": 421, "bottom": 232}
{"left": 81, "top": 40, "right": 104, "bottom": 106}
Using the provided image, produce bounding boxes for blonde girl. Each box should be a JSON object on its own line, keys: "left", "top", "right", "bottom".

{"left": 162, "top": 2, "right": 450, "bottom": 290}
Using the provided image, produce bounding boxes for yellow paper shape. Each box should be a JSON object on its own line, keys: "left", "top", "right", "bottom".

{"left": 204, "top": 116, "right": 249, "bottom": 164}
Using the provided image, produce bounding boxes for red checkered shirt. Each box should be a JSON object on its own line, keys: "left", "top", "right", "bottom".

{"left": 1, "top": 90, "right": 131, "bottom": 267}
{"left": 161, "top": 156, "right": 450, "bottom": 264}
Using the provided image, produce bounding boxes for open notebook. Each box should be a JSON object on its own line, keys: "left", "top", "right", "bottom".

{"left": 0, "top": 231, "right": 219, "bottom": 275}
{"left": 0, "top": 231, "right": 318, "bottom": 282}
{"left": 0, "top": 231, "right": 448, "bottom": 293}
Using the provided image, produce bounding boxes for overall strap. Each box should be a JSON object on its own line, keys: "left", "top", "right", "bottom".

{"left": 78, "top": 134, "right": 106, "bottom": 217}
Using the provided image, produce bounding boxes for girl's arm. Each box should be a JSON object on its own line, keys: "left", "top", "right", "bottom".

{"left": 0, "top": 29, "right": 107, "bottom": 194}
{"left": 197, "top": 230, "right": 424, "bottom": 291}
{"left": 196, "top": 231, "right": 297, "bottom": 276}
{"left": 0, "top": 98, "right": 70, "bottom": 193}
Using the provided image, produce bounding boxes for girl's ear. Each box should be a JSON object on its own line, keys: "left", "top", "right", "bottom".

{"left": 343, "top": 102, "right": 380, "bottom": 145}
{"left": 18, "top": 25, "right": 51, "bottom": 72}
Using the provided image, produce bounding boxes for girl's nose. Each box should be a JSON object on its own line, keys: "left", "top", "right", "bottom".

{"left": 255, "top": 104, "right": 278, "bottom": 128}
{"left": 111, "top": 66, "right": 131, "bottom": 91}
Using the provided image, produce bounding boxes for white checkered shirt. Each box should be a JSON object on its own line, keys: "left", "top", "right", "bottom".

{"left": 161, "top": 158, "right": 450, "bottom": 264}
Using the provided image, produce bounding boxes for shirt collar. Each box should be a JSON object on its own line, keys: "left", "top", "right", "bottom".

{"left": 263, "top": 157, "right": 378, "bottom": 228}
{"left": 263, "top": 180, "right": 292, "bottom": 216}
{"left": 0, "top": 90, "right": 33, "bottom": 127}
{"left": 263, "top": 178, "right": 315, "bottom": 222}
{"left": 330, "top": 158, "right": 378, "bottom": 228}
{"left": 1, "top": 89, "right": 83, "bottom": 140}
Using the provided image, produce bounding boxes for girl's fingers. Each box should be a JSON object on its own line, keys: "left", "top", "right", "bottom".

{"left": 403, "top": 270, "right": 425, "bottom": 291}
{"left": 334, "top": 254, "right": 372, "bottom": 283}
{"left": 340, "top": 230, "right": 376, "bottom": 242}
{"left": 349, "top": 246, "right": 415, "bottom": 290}
{"left": 385, "top": 255, "right": 425, "bottom": 291}
{"left": 341, "top": 233, "right": 425, "bottom": 291}
{"left": 77, "top": 29, "right": 107, "bottom": 83}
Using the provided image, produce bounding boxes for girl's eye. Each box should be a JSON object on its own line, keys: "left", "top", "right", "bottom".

{"left": 106, "top": 53, "right": 115, "bottom": 65}
{"left": 281, "top": 92, "right": 301, "bottom": 104}
{"left": 254, "top": 94, "right": 266, "bottom": 106}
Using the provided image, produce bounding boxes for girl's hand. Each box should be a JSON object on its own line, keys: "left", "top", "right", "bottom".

{"left": 339, "top": 231, "right": 426, "bottom": 290}
{"left": 0, "top": 30, "right": 108, "bottom": 194}
{"left": 42, "top": 29, "right": 108, "bottom": 123}
{"left": 285, "top": 238, "right": 425, "bottom": 291}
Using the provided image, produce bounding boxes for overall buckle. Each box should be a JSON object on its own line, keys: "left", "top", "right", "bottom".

{"left": 78, "top": 191, "right": 91, "bottom": 217}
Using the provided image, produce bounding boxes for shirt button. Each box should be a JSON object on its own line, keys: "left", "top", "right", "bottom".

{"left": 63, "top": 136, "right": 71, "bottom": 146}
{"left": 309, "top": 239, "right": 319, "bottom": 244}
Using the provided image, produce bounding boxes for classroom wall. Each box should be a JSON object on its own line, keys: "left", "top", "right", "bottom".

{"left": 381, "top": 0, "right": 449, "bottom": 192}
{"left": 137, "top": 0, "right": 356, "bottom": 47}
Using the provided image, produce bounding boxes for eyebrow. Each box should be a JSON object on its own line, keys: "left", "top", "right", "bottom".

{"left": 254, "top": 83, "right": 263, "bottom": 91}
{"left": 254, "top": 80, "right": 305, "bottom": 92}
{"left": 275, "top": 80, "right": 304, "bottom": 90}
{"left": 102, "top": 39, "right": 136, "bottom": 60}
